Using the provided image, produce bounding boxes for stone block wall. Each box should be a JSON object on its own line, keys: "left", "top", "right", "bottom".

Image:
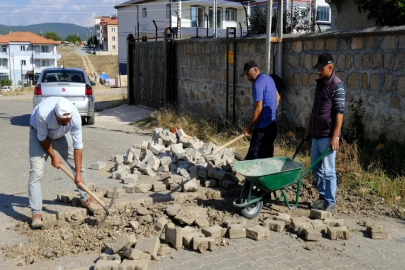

{"left": 282, "top": 26, "right": 405, "bottom": 141}
{"left": 175, "top": 26, "right": 405, "bottom": 142}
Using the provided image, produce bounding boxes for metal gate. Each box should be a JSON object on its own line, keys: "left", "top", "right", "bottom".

{"left": 127, "top": 29, "right": 176, "bottom": 109}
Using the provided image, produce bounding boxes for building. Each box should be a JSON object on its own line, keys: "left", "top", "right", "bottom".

{"left": 251, "top": 0, "right": 331, "bottom": 32}
{"left": 326, "top": 0, "right": 374, "bottom": 31}
{"left": 0, "top": 32, "right": 61, "bottom": 86}
{"left": 115, "top": 0, "right": 250, "bottom": 75}
{"left": 94, "top": 15, "right": 118, "bottom": 54}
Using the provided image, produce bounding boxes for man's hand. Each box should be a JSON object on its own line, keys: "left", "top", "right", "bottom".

{"left": 329, "top": 136, "right": 339, "bottom": 151}
{"left": 51, "top": 156, "right": 62, "bottom": 169}
{"left": 243, "top": 127, "right": 251, "bottom": 137}
{"left": 74, "top": 174, "right": 84, "bottom": 187}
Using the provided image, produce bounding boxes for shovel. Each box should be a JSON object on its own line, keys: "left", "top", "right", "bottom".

{"left": 59, "top": 164, "right": 117, "bottom": 224}
{"left": 215, "top": 134, "right": 245, "bottom": 153}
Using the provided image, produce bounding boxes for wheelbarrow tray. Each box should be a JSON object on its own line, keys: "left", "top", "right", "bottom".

{"left": 233, "top": 157, "right": 304, "bottom": 192}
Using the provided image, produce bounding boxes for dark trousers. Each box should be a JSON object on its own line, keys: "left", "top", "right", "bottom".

{"left": 245, "top": 121, "right": 278, "bottom": 160}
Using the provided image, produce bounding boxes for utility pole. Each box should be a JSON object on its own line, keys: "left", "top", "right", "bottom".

{"left": 11, "top": 53, "right": 15, "bottom": 86}
{"left": 264, "top": 0, "right": 273, "bottom": 74}
{"left": 21, "top": 62, "right": 23, "bottom": 87}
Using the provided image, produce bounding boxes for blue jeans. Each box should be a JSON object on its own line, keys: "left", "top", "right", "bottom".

{"left": 28, "top": 128, "right": 88, "bottom": 215}
{"left": 311, "top": 138, "right": 337, "bottom": 206}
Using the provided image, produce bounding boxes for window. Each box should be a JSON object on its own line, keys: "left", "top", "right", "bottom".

{"left": 111, "top": 28, "right": 116, "bottom": 33}
{"left": 42, "top": 60, "right": 49, "bottom": 67}
{"left": 142, "top": 8, "right": 147, "bottom": 18}
{"left": 20, "top": 46, "right": 25, "bottom": 51}
{"left": 209, "top": 7, "right": 223, "bottom": 28}
{"left": 225, "top": 8, "right": 236, "bottom": 22}
{"left": 112, "top": 45, "right": 116, "bottom": 50}
{"left": 112, "top": 36, "right": 116, "bottom": 41}
{"left": 0, "top": 73, "right": 8, "bottom": 80}
{"left": 191, "top": 6, "right": 204, "bottom": 27}
{"left": 41, "top": 46, "right": 49, "bottom": 53}
{"left": 1, "top": 59, "right": 8, "bottom": 68}
{"left": 317, "top": 6, "right": 330, "bottom": 22}
{"left": 166, "top": 4, "right": 171, "bottom": 19}
{"left": 21, "top": 60, "right": 26, "bottom": 66}
{"left": 1, "top": 46, "right": 7, "bottom": 54}
{"left": 34, "top": 45, "right": 40, "bottom": 54}
{"left": 41, "top": 70, "right": 85, "bottom": 83}
{"left": 35, "top": 60, "right": 40, "bottom": 67}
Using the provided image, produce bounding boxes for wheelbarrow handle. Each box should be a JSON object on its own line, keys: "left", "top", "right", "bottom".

{"left": 300, "top": 147, "right": 332, "bottom": 179}
{"left": 291, "top": 138, "right": 306, "bottom": 160}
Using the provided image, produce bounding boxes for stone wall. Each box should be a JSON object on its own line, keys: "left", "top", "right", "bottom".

{"left": 175, "top": 26, "right": 405, "bottom": 142}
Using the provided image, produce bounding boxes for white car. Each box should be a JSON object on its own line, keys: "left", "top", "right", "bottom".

{"left": 1, "top": 86, "right": 11, "bottom": 92}
{"left": 33, "top": 68, "right": 95, "bottom": 125}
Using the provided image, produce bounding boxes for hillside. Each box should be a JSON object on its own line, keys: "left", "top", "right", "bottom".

{"left": 0, "top": 23, "right": 90, "bottom": 40}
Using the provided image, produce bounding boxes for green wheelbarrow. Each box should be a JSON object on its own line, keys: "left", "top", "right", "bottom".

{"left": 233, "top": 140, "right": 331, "bottom": 219}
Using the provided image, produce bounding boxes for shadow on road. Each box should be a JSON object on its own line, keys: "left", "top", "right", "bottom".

{"left": 10, "top": 114, "right": 30, "bottom": 127}
{"left": 0, "top": 193, "right": 77, "bottom": 222}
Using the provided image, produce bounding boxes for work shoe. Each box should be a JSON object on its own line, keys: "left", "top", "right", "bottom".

{"left": 310, "top": 197, "right": 325, "bottom": 210}
{"left": 31, "top": 213, "right": 44, "bottom": 229}
{"left": 82, "top": 196, "right": 100, "bottom": 213}
{"left": 325, "top": 204, "right": 335, "bottom": 213}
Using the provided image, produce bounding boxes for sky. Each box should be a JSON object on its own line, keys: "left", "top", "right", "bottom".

{"left": 0, "top": 0, "right": 122, "bottom": 27}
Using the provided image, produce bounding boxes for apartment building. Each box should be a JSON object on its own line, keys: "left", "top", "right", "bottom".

{"left": 95, "top": 15, "right": 118, "bottom": 54}
{"left": 0, "top": 32, "right": 61, "bottom": 86}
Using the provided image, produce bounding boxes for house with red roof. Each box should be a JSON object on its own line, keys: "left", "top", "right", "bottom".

{"left": 0, "top": 32, "right": 61, "bottom": 86}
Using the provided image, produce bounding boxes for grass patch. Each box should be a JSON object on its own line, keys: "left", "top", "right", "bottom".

{"left": 57, "top": 47, "right": 85, "bottom": 70}
{"left": 1, "top": 87, "right": 34, "bottom": 96}
{"left": 136, "top": 107, "right": 405, "bottom": 208}
{"left": 88, "top": 55, "right": 118, "bottom": 78}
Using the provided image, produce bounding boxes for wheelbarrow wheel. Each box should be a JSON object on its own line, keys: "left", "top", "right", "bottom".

{"left": 239, "top": 191, "right": 263, "bottom": 219}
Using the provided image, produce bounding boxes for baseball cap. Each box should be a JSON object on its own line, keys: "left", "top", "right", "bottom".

{"left": 240, "top": 60, "right": 259, "bottom": 76}
{"left": 313, "top": 53, "right": 334, "bottom": 69}
{"left": 55, "top": 98, "right": 73, "bottom": 119}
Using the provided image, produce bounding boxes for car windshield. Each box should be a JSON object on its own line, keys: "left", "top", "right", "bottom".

{"left": 41, "top": 70, "right": 86, "bottom": 83}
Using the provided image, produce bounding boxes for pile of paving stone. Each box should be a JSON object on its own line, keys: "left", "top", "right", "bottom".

{"left": 93, "top": 206, "right": 370, "bottom": 270}
{"left": 94, "top": 127, "right": 243, "bottom": 196}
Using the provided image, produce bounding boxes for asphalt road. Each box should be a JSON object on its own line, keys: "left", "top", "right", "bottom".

{"left": 0, "top": 95, "right": 405, "bottom": 270}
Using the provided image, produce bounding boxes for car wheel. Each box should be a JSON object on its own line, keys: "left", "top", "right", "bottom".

{"left": 87, "top": 114, "right": 95, "bottom": 125}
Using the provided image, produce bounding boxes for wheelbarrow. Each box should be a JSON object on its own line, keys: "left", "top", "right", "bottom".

{"left": 233, "top": 139, "right": 331, "bottom": 219}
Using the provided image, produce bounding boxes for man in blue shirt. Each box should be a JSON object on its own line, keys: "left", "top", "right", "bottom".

{"left": 240, "top": 60, "right": 280, "bottom": 160}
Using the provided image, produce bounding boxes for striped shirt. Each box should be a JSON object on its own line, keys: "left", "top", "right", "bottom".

{"left": 332, "top": 82, "right": 345, "bottom": 115}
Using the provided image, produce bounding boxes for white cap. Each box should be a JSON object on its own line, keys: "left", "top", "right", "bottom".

{"left": 55, "top": 98, "right": 73, "bottom": 119}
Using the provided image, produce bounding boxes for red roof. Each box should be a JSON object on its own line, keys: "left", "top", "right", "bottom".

{"left": 0, "top": 32, "right": 60, "bottom": 45}
{"left": 100, "top": 17, "right": 118, "bottom": 26}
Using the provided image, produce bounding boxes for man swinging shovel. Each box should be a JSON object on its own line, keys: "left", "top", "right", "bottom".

{"left": 29, "top": 97, "right": 100, "bottom": 229}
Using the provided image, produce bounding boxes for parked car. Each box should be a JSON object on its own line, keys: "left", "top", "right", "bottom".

{"left": 33, "top": 68, "right": 95, "bottom": 125}
{"left": 1, "top": 86, "right": 11, "bottom": 92}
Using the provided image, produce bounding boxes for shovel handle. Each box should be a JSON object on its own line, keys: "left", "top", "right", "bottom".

{"left": 59, "top": 164, "right": 106, "bottom": 208}
{"left": 216, "top": 134, "right": 245, "bottom": 153}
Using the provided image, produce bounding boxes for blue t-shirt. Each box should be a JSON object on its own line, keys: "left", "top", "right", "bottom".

{"left": 252, "top": 73, "right": 277, "bottom": 129}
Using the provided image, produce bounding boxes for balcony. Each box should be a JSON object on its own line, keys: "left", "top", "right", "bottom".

{"left": 33, "top": 53, "right": 58, "bottom": 60}
{"left": 0, "top": 67, "right": 9, "bottom": 73}
{"left": 0, "top": 53, "right": 8, "bottom": 59}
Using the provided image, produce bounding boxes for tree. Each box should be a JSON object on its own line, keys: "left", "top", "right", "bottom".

{"left": 354, "top": 0, "right": 405, "bottom": 26}
{"left": 0, "top": 79, "right": 12, "bottom": 87}
{"left": 65, "top": 35, "right": 81, "bottom": 44}
{"left": 87, "top": 35, "right": 98, "bottom": 46}
{"left": 44, "top": 31, "right": 61, "bottom": 41}
{"left": 249, "top": 6, "right": 311, "bottom": 35}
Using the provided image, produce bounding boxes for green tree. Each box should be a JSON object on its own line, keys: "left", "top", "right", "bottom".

{"left": 87, "top": 35, "right": 98, "bottom": 46}
{"left": 65, "top": 35, "right": 81, "bottom": 44}
{"left": 0, "top": 79, "right": 12, "bottom": 87}
{"left": 354, "top": 0, "right": 405, "bottom": 26}
{"left": 44, "top": 31, "right": 61, "bottom": 41}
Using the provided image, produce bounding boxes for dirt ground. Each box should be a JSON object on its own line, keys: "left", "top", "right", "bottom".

{"left": 57, "top": 47, "right": 85, "bottom": 70}
{"left": 88, "top": 54, "right": 119, "bottom": 78}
